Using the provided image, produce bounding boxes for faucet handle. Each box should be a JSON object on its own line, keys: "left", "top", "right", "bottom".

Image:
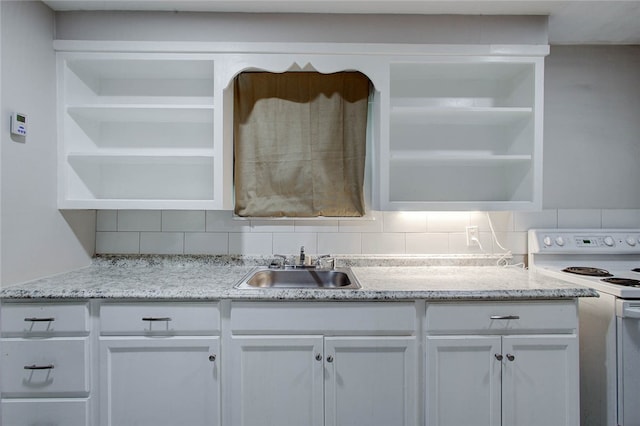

{"left": 270, "top": 254, "right": 287, "bottom": 268}
{"left": 314, "top": 254, "right": 334, "bottom": 269}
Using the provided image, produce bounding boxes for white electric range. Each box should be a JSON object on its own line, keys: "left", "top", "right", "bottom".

{"left": 528, "top": 229, "right": 640, "bottom": 426}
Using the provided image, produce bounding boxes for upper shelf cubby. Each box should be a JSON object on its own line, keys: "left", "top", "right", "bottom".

{"left": 381, "top": 57, "right": 543, "bottom": 211}
{"left": 390, "top": 61, "right": 535, "bottom": 108}
{"left": 58, "top": 53, "right": 219, "bottom": 209}
{"left": 65, "top": 58, "right": 215, "bottom": 103}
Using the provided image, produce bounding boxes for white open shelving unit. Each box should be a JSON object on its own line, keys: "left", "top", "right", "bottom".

{"left": 382, "top": 57, "right": 544, "bottom": 211}
{"left": 56, "top": 43, "right": 547, "bottom": 212}
{"left": 57, "top": 53, "right": 219, "bottom": 209}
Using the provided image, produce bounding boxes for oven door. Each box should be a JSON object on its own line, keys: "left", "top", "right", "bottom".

{"left": 616, "top": 300, "right": 640, "bottom": 426}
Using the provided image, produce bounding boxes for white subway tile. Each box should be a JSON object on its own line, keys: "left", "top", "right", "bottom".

{"left": 206, "top": 210, "right": 252, "bottom": 232}
{"left": 118, "top": 210, "right": 161, "bottom": 232}
{"left": 449, "top": 232, "right": 494, "bottom": 254}
{"left": 140, "top": 232, "right": 184, "bottom": 254}
{"left": 294, "top": 220, "right": 339, "bottom": 233}
{"left": 96, "top": 210, "right": 117, "bottom": 232}
{"left": 602, "top": 209, "right": 640, "bottom": 228}
{"left": 405, "top": 233, "right": 449, "bottom": 254}
{"left": 339, "top": 211, "right": 383, "bottom": 233}
{"left": 426, "top": 212, "right": 470, "bottom": 232}
{"left": 361, "top": 233, "right": 406, "bottom": 254}
{"left": 513, "top": 210, "right": 558, "bottom": 231}
{"left": 472, "top": 212, "right": 514, "bottom": 232}
{"left": 383, "top": 212, "right": 427, "bottom": 233}
{"left": 184, "top": 233, "right": 229, "bottom": 255}
{"left": 96, "top": 232, "right": 139, "bottom": 254}
{"left": 162, "top": 211, "right": 206, "bottom": 232}
{"left": 557, "top": 209, "right": 601, "bottom": 228}
{"left": 493, "top": 231, "right": 528, "bottom": 255}
{"left": 250, "top": 220, "right": 295, "bottom": 233}
{"left": 273, "top": 233, "right": 318, "bottom": 255}
{"left": 317, "top": 233, "right": 362, "bottom": 254}
{"left": 229, "top": 233, "right": 273, "bottom": 255}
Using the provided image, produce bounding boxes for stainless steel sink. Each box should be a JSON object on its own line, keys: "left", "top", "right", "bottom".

{"left": 235, "top": 267, "right": 361, "bottom": 289}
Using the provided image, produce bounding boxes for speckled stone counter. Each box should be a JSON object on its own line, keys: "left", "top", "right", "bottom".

{"left": 0, "top": 255, "right": 597, "bottom": 301}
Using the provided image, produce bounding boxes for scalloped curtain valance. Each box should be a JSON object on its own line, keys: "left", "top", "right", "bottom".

{"left": 233, "top": 71, "right": 371, "bottom": 217}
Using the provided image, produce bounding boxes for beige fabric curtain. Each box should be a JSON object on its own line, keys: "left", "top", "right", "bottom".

{"left": 234, "top": 71, "right": 370, "bottom": 217}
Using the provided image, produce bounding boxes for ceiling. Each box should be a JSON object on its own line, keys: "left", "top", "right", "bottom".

{"left": 42, "top": 0, "right": 640, "bottom": 44}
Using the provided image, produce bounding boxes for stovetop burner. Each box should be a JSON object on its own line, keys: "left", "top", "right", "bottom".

{"left": 602, "top": 277, "right": 640, "bottom": 287}
{"left": 562, "top": 266, "right": 614, "bottom": 277}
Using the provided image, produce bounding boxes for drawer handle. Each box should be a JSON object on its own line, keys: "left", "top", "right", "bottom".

{"left": 24, "top": 317, "right": 55, "bottom": 322}
{"left": 490, "top": 315, "right": 520, "bottom": 320}
{"left": 142, "top": 317, "right": 172, "bottom": 322}
{"left": 24, "top": 364, "right": 54, "bottom": 370}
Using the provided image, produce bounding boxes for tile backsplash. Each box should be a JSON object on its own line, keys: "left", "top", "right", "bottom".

{"left": 95, "top": 209, "right": 640, "bottom": 257}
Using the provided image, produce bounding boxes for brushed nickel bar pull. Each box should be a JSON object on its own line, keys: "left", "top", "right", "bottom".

{"left": 24, "top": 317, "right": 55, "bottom": 322}
{"left": 490, "top": 315, "right": 520, "bottom": 320}
{"left": 24, "top": 364, "right": 54, "bottom": 370}
{"left": 142, "top": 317, "right": 172, "bottom": 322}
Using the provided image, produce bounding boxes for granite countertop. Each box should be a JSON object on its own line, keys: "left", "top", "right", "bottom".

{"left": 0, "top": 255, "right": 598, "bottom": 301}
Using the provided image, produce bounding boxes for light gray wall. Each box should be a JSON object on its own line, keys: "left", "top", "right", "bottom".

{"left": 1, "top": 1, "right": 94, "bottom": 286}
{"left": 543, "top": 45, "right": 640, "bottom": 209}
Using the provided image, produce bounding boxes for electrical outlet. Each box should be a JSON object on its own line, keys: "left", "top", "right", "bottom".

{"left": 466, "top": 226, "right": 479, "bottom": 247}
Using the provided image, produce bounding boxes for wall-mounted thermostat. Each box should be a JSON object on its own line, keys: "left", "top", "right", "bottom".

{"left": 11, "top": 113, "right": 27, "bottom": 136}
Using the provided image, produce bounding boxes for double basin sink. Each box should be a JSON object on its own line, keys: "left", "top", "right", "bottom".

{"left": 235, "top": 266, "right": 361, "bottom": 290}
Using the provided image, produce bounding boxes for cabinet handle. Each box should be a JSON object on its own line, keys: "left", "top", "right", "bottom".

{"left": 506, "top": 354, "right": 515, "bottom": 361}
{"left": 24, "top": 317, "right": 55, "bottom": 322}
{"left": 494, "top": 354, "right": 504, "bottom": 361}
{"left": 141, "top": 317, "right": 172, "bottom": 322}
{"left": 490, "top": 315, "right": 520, "bottom": 320}
{"left": 24, "top": 364, "right": 54, "bottom": 370}
{"left": 326, "top": 355, "right": 334, "bottom": 363}
{"left": 315, "top": 353, "right": 322, "bottom": 361}
{"left": 208, "top": 355, "right": 216, "bottom": 362}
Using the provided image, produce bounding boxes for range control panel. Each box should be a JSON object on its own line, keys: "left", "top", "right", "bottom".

{"left": 529, "top": 230, "right": 640, "bottom": 254}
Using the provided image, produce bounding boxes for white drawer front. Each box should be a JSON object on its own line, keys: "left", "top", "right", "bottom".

{"left": 1, "top": 398, "right": 89, "bottom": 426}
{"left": 100, "top": 302, "right": 220, "bottom": 335}
{"left": 1, "top": 302, "right": 89, "bottom": 336}
{"left": 1, "top": 338, "right": 90, "bottom": 397}
{"left": 426, "top": 301, "right": 577, "bottom": 335}
{"left": 231, "top": 302, "right": 416, "bottom": 334}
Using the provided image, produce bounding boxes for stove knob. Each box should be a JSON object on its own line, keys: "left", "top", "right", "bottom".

{"left": 555, "top": 236, "right": 565, "bottom": 246}
{"left": 543, "top": 236, "right": 553, "bottom": 247}
{"left": 626, "top": 236, "right": 637, "bottom": 246}
{"left": 604, "top": 236, "right": 615, "bottom": 247}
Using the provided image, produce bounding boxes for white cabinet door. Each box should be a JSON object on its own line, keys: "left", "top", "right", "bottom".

{"left": 324, "top": 336, "right": 417, "bottom": 426}
{"left": 425, "top": 336, "right": 502, "bottom": 426}
{"left": 99, "top": 337, "right": 220, "bottom": 426}
{"left": 501, "top": 335, "right": 579, "bottom": 426}
{"left": 227, "top": 335, "right": 324, "bottom": 426}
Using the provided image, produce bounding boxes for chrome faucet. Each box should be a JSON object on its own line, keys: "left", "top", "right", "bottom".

{"left": 299, "top": 246, "right": 305, "bottom": 266}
